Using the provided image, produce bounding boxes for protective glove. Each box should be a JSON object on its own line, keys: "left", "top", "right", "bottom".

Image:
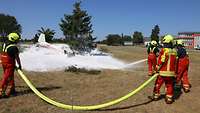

{"left": 148, "top": 73, "right": 153, "bottom": 76}
{"left": 18, "top": 65, "right": 22, "bottom": 70}
{"left": 15, "top": 65, "right": 22, "bottom": 70}
{"left": 155, "top": 65, "right": 161, "bottom": 73}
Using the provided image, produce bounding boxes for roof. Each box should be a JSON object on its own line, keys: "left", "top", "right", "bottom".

{"left": 178, "top": 32, "right": 200, "bottom": 35}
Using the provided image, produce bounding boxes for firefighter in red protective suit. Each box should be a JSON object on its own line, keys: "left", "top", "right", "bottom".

{"left": 175, "top": 40, "right": 191, "bottom": 93}
{"left": 0, "top": 32, "right": 22, "bottom": 98}
{"left": 147, "top": 40, "right": 159, "bottom": 76}
{"left": 152, "top": 35, "right": 177, "bottom": 104}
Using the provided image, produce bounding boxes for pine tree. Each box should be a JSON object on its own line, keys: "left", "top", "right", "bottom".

{"left": 59, "top": 1, "right": 94, "bottom": 50}
{"left": 150, "top": 25, "right": 160, "bottom": 43}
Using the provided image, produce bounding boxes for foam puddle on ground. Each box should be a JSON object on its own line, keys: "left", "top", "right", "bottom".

{"left": 20, "top": 45, "right": 145, "bottom": 72}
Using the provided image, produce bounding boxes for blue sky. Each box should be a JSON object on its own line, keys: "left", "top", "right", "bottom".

{"left": 0, "top": 0, "right": 200, "bottom": 40}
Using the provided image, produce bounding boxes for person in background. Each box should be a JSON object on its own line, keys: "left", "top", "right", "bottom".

{"left": 152, "top": 35, "right": 177, "bottom": 104}
{"left": 147, "top": 40, "right": 159, "bottom": 76}
{"left": 0, "top": 32, "right": 22, "bottom": 98}
{"left": 175, "top": 40, "right": 191, "bottom": 93}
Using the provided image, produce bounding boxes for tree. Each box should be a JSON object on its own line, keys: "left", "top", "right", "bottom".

{"left": 106, "top": 34, "right": 122, "bottom": 46}
{"left": 36, "top": 27, "right": 55, "bottom": 43}
{"left": 150, "top": 25, "right": 160, "bottom": 43}
{"left": 121, "top": 35, "right": 132, "bottom": 46}
{"left": 59, "top": 1, "right": 94, "bottom": 50}
{"left": 0, "top": 13, "right": 22, "bottom": 41}
{"left": 32, "top": 34, "right": 39, "bottom": 44}
{"left": 132, "top": 31, "right": 144, "bottom": 44}
{"left": 97, "top": 39, "right": 107, "bottom": 44}
{"left": 122, "top": 35, "right": 132, "bottom": 42}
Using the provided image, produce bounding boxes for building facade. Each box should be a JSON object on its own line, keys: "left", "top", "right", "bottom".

{"left": 176, "top": 32, "right": 200, "bottom": 49}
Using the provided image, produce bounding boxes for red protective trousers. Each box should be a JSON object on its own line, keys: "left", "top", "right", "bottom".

{"left": 1, "top": 64, "right": 15, "bottom": 96}
{"left": 153, "top": 76, "right": 174, "bottom": 97}
{"left": 176, "top": 56, "right": 190, "bottom": 89}
{"left": 0, "top": 52, "right": 15, "bottom": 97}
{"left": 148, "top": 52, "right": 157, "bottom": 75}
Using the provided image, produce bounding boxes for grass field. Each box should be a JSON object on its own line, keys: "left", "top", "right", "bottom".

{"left": 0, "top": 45, "right": 199, "bottom": 113}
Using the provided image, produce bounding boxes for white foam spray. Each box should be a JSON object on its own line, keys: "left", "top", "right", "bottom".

{"left": 20, "top": 44, "right": 146, "bottom": 72}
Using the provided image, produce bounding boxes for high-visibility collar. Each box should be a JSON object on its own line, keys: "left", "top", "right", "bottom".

{"left": 150, "top": 47, "right": 156, "bottom": 53}
{"left": 3, "top": 44, "right": 16, "bottom": 52}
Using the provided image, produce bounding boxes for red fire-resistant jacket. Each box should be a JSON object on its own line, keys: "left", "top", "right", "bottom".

{"left": 0, "top": 44, "right": 16, "bottom": 67}
{"left": 157, "top": 48, "right": 177, "bottom": 77}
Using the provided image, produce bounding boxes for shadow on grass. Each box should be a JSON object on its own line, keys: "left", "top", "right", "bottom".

{"left": 99, "top": 92, "right": 184, "bottom": 112}
{"left": 173, "top": 85, "right": 183, "bottom": 100}
{"left": 13, "top": 85, "right": 62, "bottom": 97}
{"left": 97, "top": 99, "right": 153, "bottom": 111}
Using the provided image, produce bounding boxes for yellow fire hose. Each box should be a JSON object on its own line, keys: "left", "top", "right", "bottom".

{"left": 17, "top": 69, "right": 158, "bottom": 110}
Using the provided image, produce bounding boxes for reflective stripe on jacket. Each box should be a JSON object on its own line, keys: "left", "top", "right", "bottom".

{"left": 158, "top": 48, "right": 177, "bottom": 77}
{"left": 150, "top": 47, "right": 156, "bottom": 53}
{"left": 0, "top": 44, "right": 16, "bottom": 65}
{"left": 3, "top": 44, "right": 16, "bottom": 52}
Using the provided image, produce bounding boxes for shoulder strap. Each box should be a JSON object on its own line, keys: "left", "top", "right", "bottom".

{"left": 3, "top": 44, "right": 16, "bottom": 52}
{"left": 2, "top": 43, "right": 6, "bottom": 52}
{"left": 150, "top": 47, "right": 156, "bottom": 52}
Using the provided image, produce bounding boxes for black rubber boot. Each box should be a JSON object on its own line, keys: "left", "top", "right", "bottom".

{"left": 153, "top": 95, "right": 160, "bottom": 101}
{"left": 183, "top": 88, "right": 190, "bottom": 93}
{"left": 165, "top": 96, "right": 173, "bottom": 104}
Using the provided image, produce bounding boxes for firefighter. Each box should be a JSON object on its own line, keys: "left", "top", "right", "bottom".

{"left": 0, "top": 32, "right": 22, "bottom": 98}
{"left": 147, "top": 40, "right": 159, "bottom": 76}
{"left": 152, "top": 35, "right": 177, "bottom": 104}
{"left": 175, "top": 40, "right": 191, "bottom": 93}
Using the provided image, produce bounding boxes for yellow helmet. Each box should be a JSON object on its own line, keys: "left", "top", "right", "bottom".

{"left": 150, "top": 40, "right": 157, "bottom": 46}
{"left": 176, "top": 40, "right": 184, "bottom": 46}
{"left": 163, "top": 35, "right": 174, "bottom": 44}
{"left": 8, "top": 33, "right": 20, "bottom": 42}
